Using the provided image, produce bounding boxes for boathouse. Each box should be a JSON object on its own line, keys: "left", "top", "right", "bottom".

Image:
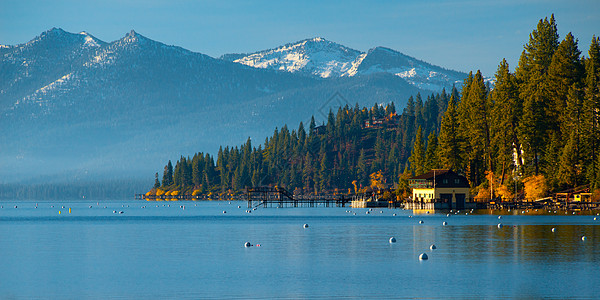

{"left": 407, "top": 169, "right": 473, "bottom": 210}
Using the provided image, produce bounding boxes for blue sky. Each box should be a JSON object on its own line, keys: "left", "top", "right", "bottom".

{"left": 1, "top": 0, "right": 598, "bottom": 75}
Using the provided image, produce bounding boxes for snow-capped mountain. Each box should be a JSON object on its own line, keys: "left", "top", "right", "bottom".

{"left": 221, "top": 37, "right": 361, "bottom": 78}
{"left": 223, "top": 38, "right": 468, "bottom": 92}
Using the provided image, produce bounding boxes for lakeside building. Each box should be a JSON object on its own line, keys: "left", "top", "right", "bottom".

{"left": 407, "top": 169, "right": 474, "bottom": 210}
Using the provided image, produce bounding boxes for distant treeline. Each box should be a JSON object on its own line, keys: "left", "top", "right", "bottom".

{"left": 153, "top": 15, "right": 600, "bottom": 201}
{"left": 152, "top": 88, "right": 456, "bottom": 196}
{"left": 0, "top": 179, "right": 150, "bottom": 200}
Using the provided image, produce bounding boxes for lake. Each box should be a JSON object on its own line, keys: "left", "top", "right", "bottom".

{"left": 1, "top": 200, "right": 599, "bottom": 299}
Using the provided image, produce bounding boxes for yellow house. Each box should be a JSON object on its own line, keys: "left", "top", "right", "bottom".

{"left": 408, "top": 169, "right": 472, "bottom": 210}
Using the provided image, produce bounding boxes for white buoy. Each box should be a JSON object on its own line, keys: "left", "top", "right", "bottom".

{"left": 303, "top": 224, "right": 309, "bottom": 228}
{"left": 366, "top": 211, "right": 370, "bottom": 215}
{"left": 409, "top": 215, "right": 413, "bottom": 218}
{"left": 498, "top": 216, "right": 502, "bottom": 219}
{"left": 113, "top": 210, "right": 117, "bottom": 213}
{"left": 380, "top": 211, "right": 383, "bottom": 214}
{"left": 430, "top": 244, "right": 436, "bottom": 250}
{"left": 419, "top": 220, "right": 424, "bottom": 224}
{"left": 393, "top": 213, "right": 397, "bottom": 216}
{"left": 244, "top": 242, "right": 252, "bottom": 247}
{"left": 389, "top": 237, "right": 396, "bottom": 243}
{"left": 238, "top": 206, "right": 241, "bottom": 208}
{"left": 551, "top": 227, "right": 556, "bottom": 232}
{"left": 446, "top": 214, "right": 450, "bottom": 217}
{"left": 497, "top": 223, "right": 503, "bottom": 229}
{"left": 582, "top": 236, "right": 587, "bottom": 241}
{"left": 119, "top": 211, "right": 124, "bottom": 214}
{"left": 426, "top": 211, "right": 430, "bottom": 214}
{"left": 443, "top": 221, "right": 448, "bottom": 226}
{"left": 419, "top": 253, "right": 428, "bottom": 260}
{"left": 223, "top": 211, "right": 226, "bottom": 214}
{"left": 594, "top": 217, "right": 597, "bottom": 221}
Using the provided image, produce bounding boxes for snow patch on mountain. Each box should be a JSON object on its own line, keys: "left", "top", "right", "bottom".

{"left": 16, "top": 72, "right": 77, "bottom": 109}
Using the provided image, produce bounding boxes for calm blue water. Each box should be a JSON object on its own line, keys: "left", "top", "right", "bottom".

{"left": 1, "top": 200, "right": 599, "bottom": 299}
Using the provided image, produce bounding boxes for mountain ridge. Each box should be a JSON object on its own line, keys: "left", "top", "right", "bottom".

{"left": 221, "top": 37, "right": 469, "bottom": 91}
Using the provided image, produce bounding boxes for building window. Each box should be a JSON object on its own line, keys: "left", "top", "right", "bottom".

{"left": 443, "top": 179, "right": 448, "bottom": 184}
{"left": 455, "top": 179, "right": 460, "bottom": 184}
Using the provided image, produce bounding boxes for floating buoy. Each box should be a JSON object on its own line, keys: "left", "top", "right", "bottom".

{"left": 228, "top": 202, "right": 231, "bottom": 204}
{"left": 419, "top": 220, "right": 424, "bottom": 224}
{"left": 256, "top": 244, "right": 261, "bottom": 247}
{"left": 409, "top": 215, "right": 413, "bottom": 218}
{"left": 353, "top": 213, "right": 356, "bottom": 215}
{"left": 426, "top": 211, "right": 430, "bottom": 214}
{"left": 119, "top": 211, "right": 124, "bottom": 214}
{"left": 366, "top": 211, "right": 370, "bottom": 214}
{"left": 113, "top": 210, "right": 117, "bottom": 214}
{"left": 68, "top": 208, "right": 71, "bottom": 213}
{"left": 89, "top": 206, "right": 92, "bottom": 208}
{"left": 389, "top": 237, "right": 396, "bottom": 243}
{"left": 244, "top": 242, "right": 252, "bottom": 247}
{"left": 446, "top": 214, "right": 450, "bottom": 217}
{"left": 419, "top": 253, "right": 428, "bottom": 260}
{"left": 497, "top": 223, "right": 503, "bottom": 229}
{"left": 582, "top": 236, "right": 587, "bottom": 241}
{"left": 393, "top": 213, "right": 397, "bottom": 216}
{"left": 303, "top": 224, "right": 309, "bottom": 228}
{"left": 443, "top": 221, "right": 448, "bottom": 226}
{"left": 498, "top": 216, "right": 502, "bottom": 219}
{"left": 58, "top": 211, "right": 61, "bottom": 214}
{"left": 551, "top": 227, "right": 556, "bottom": 232}
{"left": 430, "top": 244, "right": 437, "bottom": 250}
{"left": 380, "top": 211, "right": 383, "bottom": 214}
{"left": 223, "top": 211, "right": 226, "bottom": 214}
{"left": 14, "top": 206, "right": 17, "bottom": 208}
{"left": 237, "top": 206, "right": 241, "bottom": 208}
{"left": 594, "top": 217, "right": 597, "bottom": 221}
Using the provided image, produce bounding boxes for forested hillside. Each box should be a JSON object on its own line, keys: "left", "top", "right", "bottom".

{"left": 151, "top": 89, "right": 456, "bottom": 198}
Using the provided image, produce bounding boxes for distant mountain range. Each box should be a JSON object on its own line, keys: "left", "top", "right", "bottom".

{"left": 0, "top": 28, "right": 469, "bottom": 186}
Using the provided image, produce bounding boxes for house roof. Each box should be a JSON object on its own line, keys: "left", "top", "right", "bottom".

{"left": 410, "top": 169, "right": 451, "bottom": 180}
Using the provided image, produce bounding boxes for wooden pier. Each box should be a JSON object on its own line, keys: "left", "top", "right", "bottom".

{"left": 245, "top": 186, "right": 351, "bottom": 208}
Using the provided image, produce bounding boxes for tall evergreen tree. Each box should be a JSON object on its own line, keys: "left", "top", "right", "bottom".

{"left": 438, "top": 94, "right": 462, "bottom": 170}
{"left": 409, "top": 126, "right": 425, "bottom": 175}
{"left": 490, "top": 59, "right": 522, "bottom": 183}
{"left": 162, "top": 160, "right": 173, "bottom": 187}
{"left": 516, "top": 15, "right": 559, "bottom": 175}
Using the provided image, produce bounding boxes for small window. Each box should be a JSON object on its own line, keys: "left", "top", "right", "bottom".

{"left": 443, "top": 179, "right": 448, "bottom": 184}
{"left": 455, "top": 179, "right": 460, "bottom": 184}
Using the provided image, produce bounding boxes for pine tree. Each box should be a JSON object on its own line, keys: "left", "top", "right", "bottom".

{"left": 162, "top": 160, "right": 173, "bottom": 187}
{"left": 547, "top": 32, "right": 584, "bottom": 137}
{"left": 516, "top": 15, "right": 559, "bottom": 175}
{"left": 490, "top": 59, "right": 522, "bottom": 183}
{"left": 409, "top": 126, "right": 425, "bottom": 175}
{"left": 583, "top": 37, "right": 600, "bottom": 188}
{"left": 438, "top": 94, "right": 462, "bottom": 170}
{"left": 154, "top": 172, "right": 160, "bottom": 189}
{"left": 424, "top": 132, "right": 438, "bottom": 171}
